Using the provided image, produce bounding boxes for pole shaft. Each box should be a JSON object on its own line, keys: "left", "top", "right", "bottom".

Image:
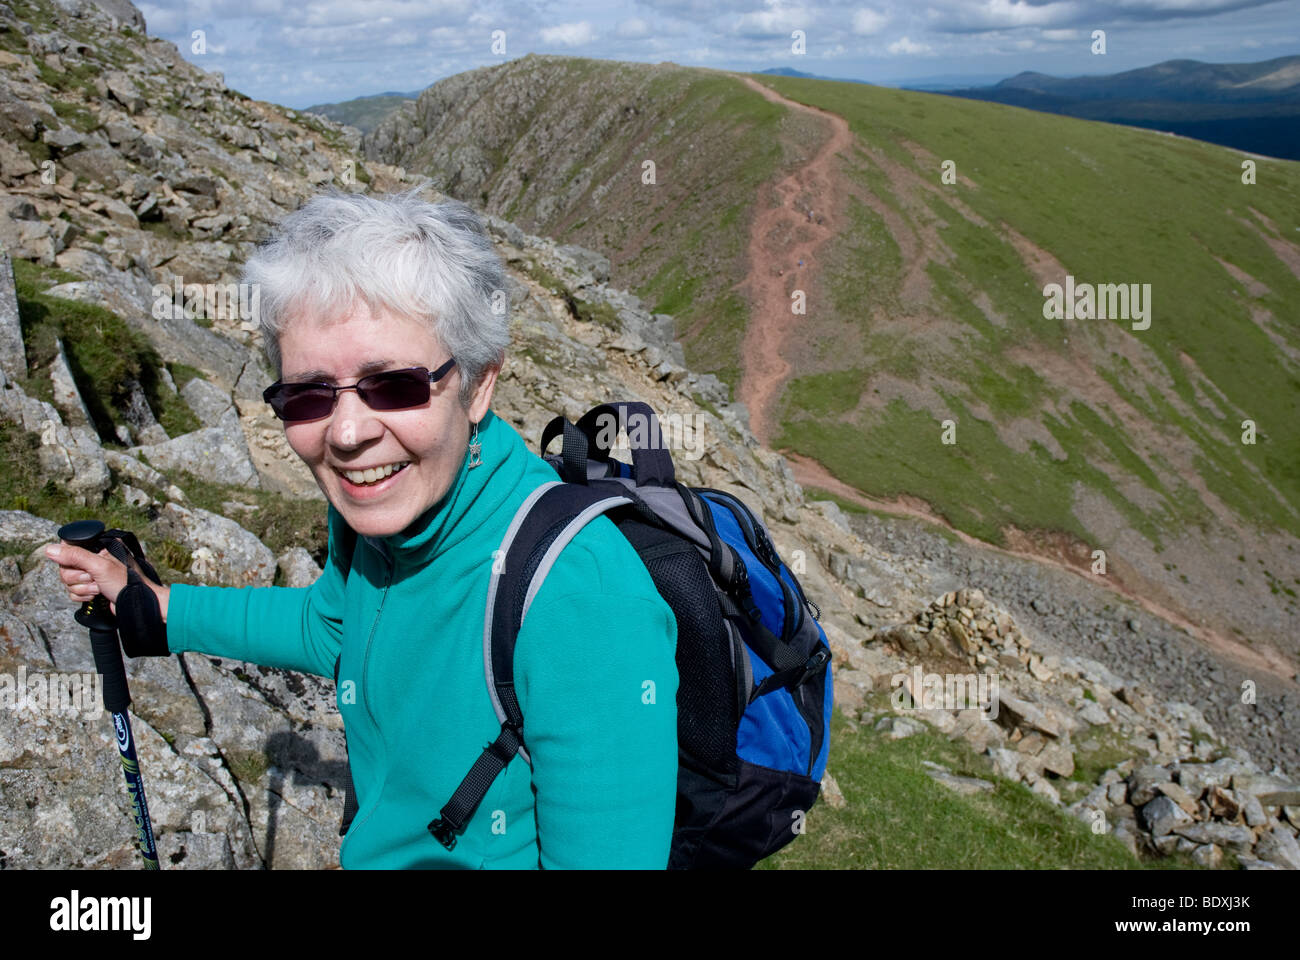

{"left": 111, "top": 710, "right": 159, "bottom": 869}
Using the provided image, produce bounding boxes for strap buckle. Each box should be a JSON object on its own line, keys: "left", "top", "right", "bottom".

{"left": 427, "top": 817, "right": 458, "bottom": 850}
{"left": 798, "top": 648, "right": 830, "bottom": 686}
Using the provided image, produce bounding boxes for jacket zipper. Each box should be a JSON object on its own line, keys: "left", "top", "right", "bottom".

{"left": 343, "top": 539, "right": 394, "bottom": 855}
{"left": 698, "top": 489, "right": 799, "bottom": 641}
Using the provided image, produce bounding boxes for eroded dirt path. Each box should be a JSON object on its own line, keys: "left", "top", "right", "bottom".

{"left": 734, "top": 76, "right": 853, "bottom": 444}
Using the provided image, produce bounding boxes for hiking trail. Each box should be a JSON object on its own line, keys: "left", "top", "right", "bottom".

{"left": 733, "top": 75, "right": 853, "bottom": 444}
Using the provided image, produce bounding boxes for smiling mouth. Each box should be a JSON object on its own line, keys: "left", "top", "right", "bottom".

{"left": 336, "top": 461, "right": 410, "bottom": 486}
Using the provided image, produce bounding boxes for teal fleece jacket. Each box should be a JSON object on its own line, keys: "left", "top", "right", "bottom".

{"left": 165, "top": 408, "right": 679, "bottom": 868}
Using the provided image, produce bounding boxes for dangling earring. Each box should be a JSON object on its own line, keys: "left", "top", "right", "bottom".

{"left": 467, "top": 420, "right": 482, "bottom": 469}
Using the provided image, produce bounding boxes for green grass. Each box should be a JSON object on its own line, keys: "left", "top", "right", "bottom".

{"left": 50, "top": 98, "right": 99, "bottom": 133}
{"left": 12, "top": 259, "right": 190, "bottom": 443}
{"left": 742, "top": 70, "right": 1300, "bottom": 551}
{"left": 0, "top": 422, "right": 150, "bottom": 530}
{"left": 761, "top": 708, "right": 1203, "bottom": 870}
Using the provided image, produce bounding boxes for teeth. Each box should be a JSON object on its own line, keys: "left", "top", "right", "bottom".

{"left": 342, "top": 462, "right": 408, "bottom": 485}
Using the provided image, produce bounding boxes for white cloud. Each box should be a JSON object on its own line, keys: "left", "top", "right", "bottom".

{"left": 852, "top": 9, "right": 888, "bottom": 36}
{"left": 617, "top": 18, "right": 651, "bottom": 38}
{"left": 887, "top": 35, "right": 934, "bottom": 55}
{"left": 726, "top": 3, "right": 815, "bottom": 38}
{"left": 540, "top": 21, "right": 596, "bottom": 46}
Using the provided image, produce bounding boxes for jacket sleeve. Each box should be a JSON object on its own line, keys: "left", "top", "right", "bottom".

{"left": 164, "top": 506, "right": 350, "bottom": 679}
{"left": 513, "top": 580, "right": 679, "bottom": 870}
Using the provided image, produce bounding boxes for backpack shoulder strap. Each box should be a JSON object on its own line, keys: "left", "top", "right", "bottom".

{"left": 427, "top": 478, "right": 639, "bottom": 850}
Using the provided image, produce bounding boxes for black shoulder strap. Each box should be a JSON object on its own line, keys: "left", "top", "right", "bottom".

{"left": 427, "top": 479, "right": 639, "bottom": 850}
{"left": 541, "top": 401, "right": 677, "bottom": 487}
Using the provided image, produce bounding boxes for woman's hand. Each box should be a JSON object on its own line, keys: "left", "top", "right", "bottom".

{"left": 44, "top": 542, "right": 171, "bottom": 623}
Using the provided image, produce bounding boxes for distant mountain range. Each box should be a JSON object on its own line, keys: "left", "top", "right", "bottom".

{"left": 940, "top": 56, "right": 1300, "bottom": 160}
{"left": 760, "top": 67, "right": 1009, "bottom": 91}
{"left": 302, "top": 90, "right": 421, "bottom": 134}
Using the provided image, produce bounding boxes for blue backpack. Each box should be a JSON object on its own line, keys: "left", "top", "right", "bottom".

{"left": 423, "top": 401, "right": 834, "bottom": 868}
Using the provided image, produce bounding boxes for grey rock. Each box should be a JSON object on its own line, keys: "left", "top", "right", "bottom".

{"left": 42, "top": 126, "right": 87, "bottom": 151}
{"left": 1172, "top": 821, "right": 1255, "bottom": 852}
{"left": 121, "top": 377, "right": 167, "bottom": 444}
{"left": 1253, "top": 824, "right": 1300, "bottom": 870}
{"left": 1232, "top": 773, "right": 1300, "bottom": 806}
{"left": 103, "top": 70, "right": 145, "bottom": 114}
{"left": 277, "top": 547, "right": 321, "bottom": 589}
{"left": 49, "top": 338, "right": 93, "bottom": 428}
{"left": 0, "top": 510, "right": 61, "bottom": 544}
{"left": 130, "top": 407, "right": 259, "bottom": 489}
{"left": 987, "top": 746, "right": 1022, "bottom": 780}
{"left": 997, "top": 691, "right": 1063, "bottom": 738}
{"left": 1191, "top": 843, "right": 1222, "bottom": 868}
{"left": 922, "top": 761, "right": 994, "bottom": 796}
{"left": 1128, "top": 764, "right": 1174, "bottom": 806}
{"left": 180, "top": 376, "right": 233, "bottom": 427}
{"left": 119, "top": 483, "right": 151, "bottom": 508}
{"left": 1111, "top": 818, "right": 1140, "bottom": 857}
{"left": 1242, "top": 794, "right": 1268, "bottom": 827}
{"left": 103, "top": 448, "right": 184, "bottom": 501}
{"left": 1151, "top": 833, "right": 1182, "bottom": 855}
{"left": 37, "top": 422, "right": 111, "bottom": 506}
{"left": 1139, "top": 796, "right": 1192, "bottom": 837}
{"left": 0, "top": 252, "right": 27, "bottom": 381}
{"left": 154, "top": 502, "right": 274, "bottom": 587}
{"left": 810, "top": 500, "right": 853, "bottom": 535}
{"left": 1078, "top": 699, "right": 1110, "bottom": 726}
{"left": 1038, "top": 739, "right": 1075, "bottom": 778}
{"left": 874, "top": 715, "right": 926, "bottom": 740}
{"left": 1240, "top": 857, "right": 1285, "bottom": 870}
{"left": 1177, "top": 758, "right": 1249, "bottom": 799}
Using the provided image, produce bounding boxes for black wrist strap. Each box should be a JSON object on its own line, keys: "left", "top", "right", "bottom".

{"left": 103, "top": 532, "right": 170, "bottom": 658}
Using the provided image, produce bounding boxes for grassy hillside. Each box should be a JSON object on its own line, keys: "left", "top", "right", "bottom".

{"left": 758, "top": 73, "right": 1300, "bottom": 553}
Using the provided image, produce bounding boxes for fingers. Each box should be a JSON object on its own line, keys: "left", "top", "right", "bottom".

{"left": 44, "top": 542, "right": 128, "bottom": 606}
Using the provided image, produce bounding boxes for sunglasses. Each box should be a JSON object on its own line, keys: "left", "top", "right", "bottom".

{"left": 263, "top": 358, "right": 457, "bottom": 422}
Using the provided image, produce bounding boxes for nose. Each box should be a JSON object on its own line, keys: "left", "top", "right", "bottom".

{"left": 326, "top": 387, "right": 383, "bottom": 449}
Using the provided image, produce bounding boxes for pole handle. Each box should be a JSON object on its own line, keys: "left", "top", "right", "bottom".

{"left": 90, "top": 625, "right": 131, "bottom": 713}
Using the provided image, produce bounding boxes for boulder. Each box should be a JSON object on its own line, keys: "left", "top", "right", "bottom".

{"left": 154, "top": 502, "right": 274, "bottom": 587}
{"left": 130, "top": 407, "right": 259, "bottom": 489}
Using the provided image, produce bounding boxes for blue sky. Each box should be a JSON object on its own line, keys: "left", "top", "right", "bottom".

{"left": 135, "top": 0, "right": 1300, "bottom": 108}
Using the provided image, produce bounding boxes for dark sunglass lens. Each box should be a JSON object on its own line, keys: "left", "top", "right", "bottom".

{"left": 362, "top": 370, "right": 430, "bottom": 410}
{"left": 279, "top": 385, "right": 336, "bottom": 421}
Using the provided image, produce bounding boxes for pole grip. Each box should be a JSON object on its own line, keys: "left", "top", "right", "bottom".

{"left": 90, "top": 624, "right": 131, "bottom": 713}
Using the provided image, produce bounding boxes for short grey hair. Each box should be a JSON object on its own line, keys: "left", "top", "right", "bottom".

{"left": 242, "top": 185, "right": 510, "bottom": 411}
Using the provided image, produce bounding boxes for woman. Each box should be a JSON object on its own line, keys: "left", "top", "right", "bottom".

{"left": 45, "top": 187, "right": 680, "bottom": 869}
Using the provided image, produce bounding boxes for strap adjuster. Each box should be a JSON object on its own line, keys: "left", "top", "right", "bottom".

{"left": 427, "top": 817, "right": 458, "bottom": 850}
{"left": 797, "top": 648, "right": 830, "bottom": 686}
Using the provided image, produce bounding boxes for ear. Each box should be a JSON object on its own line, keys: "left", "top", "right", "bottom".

{"left": 466, "top": 361, "right": 501, "bottom": 424}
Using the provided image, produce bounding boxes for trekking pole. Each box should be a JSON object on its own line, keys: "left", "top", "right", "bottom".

{"left": 59, "top": 519, "right": 160, "bottom": 870}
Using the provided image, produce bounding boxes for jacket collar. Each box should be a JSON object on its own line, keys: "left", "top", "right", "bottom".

{"left": 360, "top": 408, "right": 526, "bottom": 570}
